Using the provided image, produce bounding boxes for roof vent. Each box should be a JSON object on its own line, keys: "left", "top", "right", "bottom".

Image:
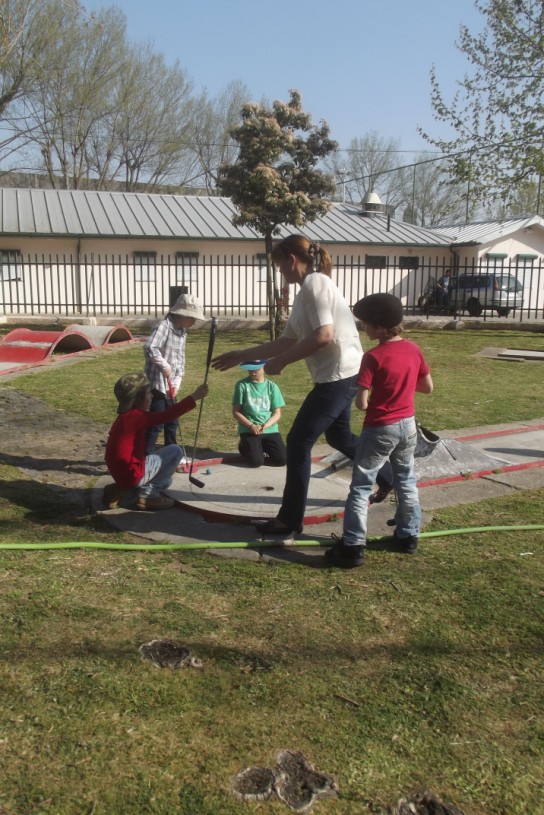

{"left": 361, "top": 190, "right": 386, "bottom": 217}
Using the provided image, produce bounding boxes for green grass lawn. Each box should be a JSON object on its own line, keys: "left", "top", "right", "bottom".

{"left": 0, "top": 327, "right": 543, "bottom": 814}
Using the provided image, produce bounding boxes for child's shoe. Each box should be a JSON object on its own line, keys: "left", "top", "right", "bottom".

{"left": 101, "top": 482, "right": 123, "bottom": 510}
{"left": 393, "top": 531, "right": 418, "bottom": 554}
{"left": 135, "top": 495, "right": 175, "bottom": 511}
{"left": 324, "top": 535, "right": 364, "bottom": 568}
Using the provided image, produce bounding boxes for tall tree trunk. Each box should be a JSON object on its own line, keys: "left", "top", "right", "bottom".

{"left": 264, "top": 232, "right": 276, "bottom": 340}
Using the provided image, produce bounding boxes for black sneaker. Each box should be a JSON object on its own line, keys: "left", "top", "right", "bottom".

{"left": 393, "top": 531, "right": 418, "bottom": 554}
{"left": 324, "top": 536, "right": 364, "bottom": 568}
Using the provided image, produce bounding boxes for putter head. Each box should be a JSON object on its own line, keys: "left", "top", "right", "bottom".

{"left": 189, "top": 475, "right": 205, "bottom": 489}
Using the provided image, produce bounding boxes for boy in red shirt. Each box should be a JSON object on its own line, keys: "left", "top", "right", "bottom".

{"left": 326, "top": 293, "right": 433, "bottom": 568}
{"left": 103, "top": 372, "right": 208, "bottom": 511}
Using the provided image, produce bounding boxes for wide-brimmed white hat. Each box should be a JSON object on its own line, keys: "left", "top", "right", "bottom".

{"left": 169, "top": 293, "right": 205, "bottom": 321}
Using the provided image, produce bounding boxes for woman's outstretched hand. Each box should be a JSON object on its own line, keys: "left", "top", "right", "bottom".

{"left": 263, "top": 358, "right": 284, "bottom": 376}
{"left": 211, "top": 350, "right": 244, "bottom": 371}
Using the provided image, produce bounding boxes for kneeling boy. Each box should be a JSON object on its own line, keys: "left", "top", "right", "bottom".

{"left": 103, "top": 372, "right": 207, "bottom": 511}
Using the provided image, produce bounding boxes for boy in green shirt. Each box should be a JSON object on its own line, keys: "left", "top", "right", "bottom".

{"left": 232, "top": 361, "right": 287, "bottom": 468}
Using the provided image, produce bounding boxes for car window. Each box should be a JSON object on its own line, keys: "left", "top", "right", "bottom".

{"left": 495, "top": 275, "right": 523, "bottom": 292}
{"left": 457, "top": 275, "right": 490, "bottom": 288}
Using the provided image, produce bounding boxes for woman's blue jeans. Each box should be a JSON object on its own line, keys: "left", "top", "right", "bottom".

{"left": 277, "top": 376, "right": 359, "bottom": 530}
{"left": 343, "top": 417, "right": 420, "bottom": 547}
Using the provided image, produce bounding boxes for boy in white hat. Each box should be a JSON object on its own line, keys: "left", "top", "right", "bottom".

{"left": 144, "top": 293, "right": 205, "bottom": 458}
{"left": 232, "top": 360, "right": 287, "bottom": 468}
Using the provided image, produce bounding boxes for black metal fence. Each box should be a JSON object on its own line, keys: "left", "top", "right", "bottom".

{"left": 1, "top": 252, "right": 543, "bottom": 322}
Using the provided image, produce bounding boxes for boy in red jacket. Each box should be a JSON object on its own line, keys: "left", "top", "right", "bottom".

{"left": 103, "top": 372, "right": 208, "bottom": 511}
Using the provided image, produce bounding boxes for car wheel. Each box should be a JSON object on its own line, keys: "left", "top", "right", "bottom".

{"left": 497, "top": 308, "right": 510, "bottom": 317}
{"left": 467, "top": 298, "right": 483, "bottom": 317}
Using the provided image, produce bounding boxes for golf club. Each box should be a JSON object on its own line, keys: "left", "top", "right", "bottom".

{"left": 189, "top": 316, "right": 217, "bottom": 488}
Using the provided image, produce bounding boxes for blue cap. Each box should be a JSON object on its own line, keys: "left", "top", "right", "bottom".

{"left": 240, "top": 360, "right": 267, "bottom": 370}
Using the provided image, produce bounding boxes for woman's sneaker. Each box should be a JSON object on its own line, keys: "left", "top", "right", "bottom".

{"left": 324, "top": 535, "right": 364, "bottom": 568}
{"left": 255, "top": 518, "right": 303, "bottom": 539}
{"left": 135, "top": 495, "right": 175, "bottom": 511}
{"left": 369, "top": 485, "right": 393, "bottom": 505}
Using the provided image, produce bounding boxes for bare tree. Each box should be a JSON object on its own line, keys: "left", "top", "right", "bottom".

{"left": 328, "top": 131, "right": 404, "bottom": 210}
{"left": 106, "top": 44, "right": 197, "bottom": 192}
{"left": 10, "top": 0, "right": 126, "bottom": 188}
{"left": 482, "top": 178, "right": 543, "bottom": 219}
{"left": 398, "top": 155, "right": 470, "bottom": 226}
{"left": 0, "top": 0, "right": 66, "bottom": 168}
{"left": 190, "top": 80, "right": 249, "bottom": 194}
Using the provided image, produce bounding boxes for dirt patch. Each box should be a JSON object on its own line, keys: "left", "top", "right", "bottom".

{"left": 0, "top": 388, "right": 109, "bottom": 513}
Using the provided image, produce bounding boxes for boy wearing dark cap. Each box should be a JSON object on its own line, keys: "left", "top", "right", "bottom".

{"left": 326, "top": 293, "right": 433, "bottom": 568}
{"left": 232, "top": 360, "right": 287, "bottom": 468}
{"left": 103, "top": 372, "right": 208, "bottom": 511}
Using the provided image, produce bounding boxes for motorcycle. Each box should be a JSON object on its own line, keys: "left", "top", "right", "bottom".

{"left": 418, "top": 277, "right": 453, "bottom": 314}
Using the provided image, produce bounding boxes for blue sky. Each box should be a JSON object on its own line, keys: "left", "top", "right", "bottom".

{"left": 83, "top": 0, "right": 483, "bottom": 158}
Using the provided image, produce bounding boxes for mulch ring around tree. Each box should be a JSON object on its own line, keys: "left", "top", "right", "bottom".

{"left": 231, "top": 749, "right": 338, "bottom": 813}
{"left": 231, "top": 749, "right": 467, "bottom": 814}
{"left": 138, "top": 639, "right": 203, "bottom": 669}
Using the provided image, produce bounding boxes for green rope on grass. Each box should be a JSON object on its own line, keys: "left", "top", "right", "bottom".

{"left": 0, "top": 524, "right": 543, "bottom": 550}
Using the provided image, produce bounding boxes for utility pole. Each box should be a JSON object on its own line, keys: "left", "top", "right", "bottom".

{"left": 338, "top": 167, "right": 347, "bottom": 203}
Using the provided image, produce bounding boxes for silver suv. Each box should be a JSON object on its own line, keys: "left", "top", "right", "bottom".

{"left": 449, "top": 272, "right": 524, "bottom": 317}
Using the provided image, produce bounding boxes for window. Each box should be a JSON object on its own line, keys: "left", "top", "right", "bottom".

{"left": 134, "top": 251, "right": 156, "bottom": 282}
{"left": 0, "top": 250, "right": 21, "bottom": 281}
{"left": 516, "top": 253, "right": 537, "bottom": 271}
{"left": 399, "top": 256, "right": 419, "bottom": 270}
{"left": 486, "top": 252, "right": 507, "bottom": 271}
{"left": 365, "top": 254, "right": 387, "bottom": 269}
{"left": 176, "top": 251, "right": 199, "bottom": 284}
{"left": 255, "top": 253, "right": 268, "bottom": 282}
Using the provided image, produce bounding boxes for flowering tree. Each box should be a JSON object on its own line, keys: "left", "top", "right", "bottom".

{"left": 218, "top": 90, "right": 337, "bottom": 338}
{"left": 422, "top": 0, "right": 544, "bottom": 208}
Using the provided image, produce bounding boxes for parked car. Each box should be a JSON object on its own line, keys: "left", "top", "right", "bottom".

{"left": 448, "top": 272, "right": 524, "bottom": 317}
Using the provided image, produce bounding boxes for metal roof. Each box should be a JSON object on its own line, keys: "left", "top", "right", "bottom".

{"left": 434, "top": 216, "right": 544, "bottom": 245}
{"left": 0, "top": 188, "right": 451, "bottom": 247}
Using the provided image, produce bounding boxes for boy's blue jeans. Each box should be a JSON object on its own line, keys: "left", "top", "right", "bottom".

{"left": 343, "top": 417, "right": 420, "bottom": 547}
{"left": 138, "top": 444, "right": 182, "bottom": 498}
{"left": 146, "top": 389, "right": 178, "bottom": 454}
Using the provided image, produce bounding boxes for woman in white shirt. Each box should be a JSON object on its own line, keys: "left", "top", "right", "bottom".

{"left": 212, "top": 234, "right": 367, "bottom": 538}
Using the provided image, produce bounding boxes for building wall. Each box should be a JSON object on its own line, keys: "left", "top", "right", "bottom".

{"left": 9, "top": 230, "right": 543, "bottom": 316}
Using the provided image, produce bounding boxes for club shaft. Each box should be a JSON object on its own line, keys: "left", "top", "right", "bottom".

{"left": 189, "top": 316, "right": 217, "bottom": 486}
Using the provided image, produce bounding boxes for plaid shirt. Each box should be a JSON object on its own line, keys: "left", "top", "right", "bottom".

{"left": 144, "top": 316, "right": 186, "bottom": 394}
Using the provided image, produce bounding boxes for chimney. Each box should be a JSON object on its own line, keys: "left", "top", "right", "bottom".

{"left": 361, "top": 190, "right": 386, "bottom": 217}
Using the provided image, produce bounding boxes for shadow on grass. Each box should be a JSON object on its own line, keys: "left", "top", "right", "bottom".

{"left": 0, "top": 477, "right": 93, "bottom": 523}
{"left": 0, "top": 451, "right": 104, "bottom": 477}
{"left": 1, "top": 629, "right": 542, "bottom": 667}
